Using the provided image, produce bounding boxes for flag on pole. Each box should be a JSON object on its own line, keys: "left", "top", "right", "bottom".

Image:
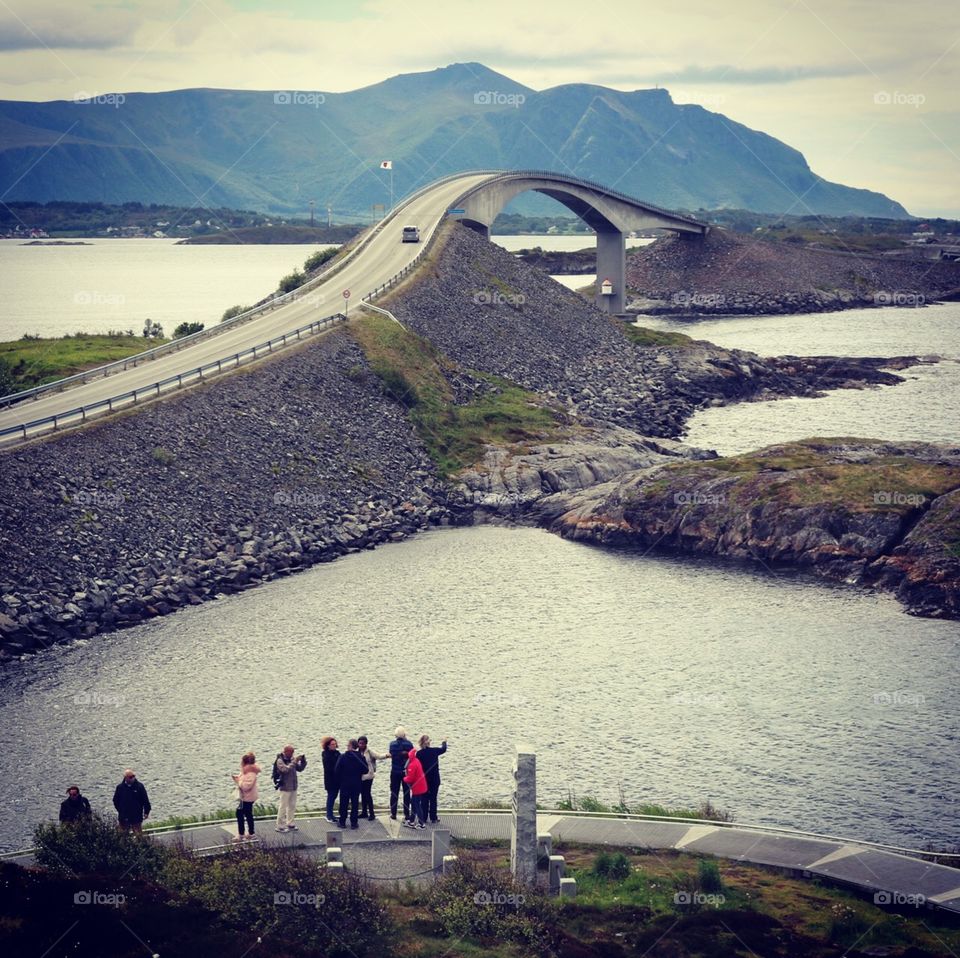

{"left": 380, "top": 160, "right": 393, "bottom": 170}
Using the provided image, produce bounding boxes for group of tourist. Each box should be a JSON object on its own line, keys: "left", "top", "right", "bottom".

{"left": 54, "top": 728, "right": 447, "bottom": 841}
{"left": 314, "top": 728, "right": 447, "bottom": 833}
{"left": 230, "top": 727, "right": 448, "bottom": 839}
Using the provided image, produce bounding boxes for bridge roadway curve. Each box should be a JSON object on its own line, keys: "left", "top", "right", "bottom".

{"left": 0, "top": 173, "right": 493, "bottom": 440}
{"left": 0, "top": 170, "right": 706, "bottom": 442}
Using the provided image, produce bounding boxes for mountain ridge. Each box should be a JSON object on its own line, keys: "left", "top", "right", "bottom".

{"left": 0, "top": 62, "right": 909, "bottom": 218}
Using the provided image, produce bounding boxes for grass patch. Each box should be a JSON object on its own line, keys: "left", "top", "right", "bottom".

{"left": 0, "top": 333, "right": 168, "bottom": 395}
{"left": 555, "top": 793, "right": 734, "bottom": 822}
{"left": 350, "top": 312, "right": 566, "bottom": 476}
{"left": 622, "top": 324, "right": 696, "bottom": 348}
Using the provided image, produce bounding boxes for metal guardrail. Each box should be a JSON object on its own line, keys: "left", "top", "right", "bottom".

{"left": 0, "top": 313, "right": 348, "bottom": 443}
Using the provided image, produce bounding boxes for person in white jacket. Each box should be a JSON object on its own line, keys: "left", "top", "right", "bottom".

{"left": 357, "top": 735, "right": 389, "bottom": 821}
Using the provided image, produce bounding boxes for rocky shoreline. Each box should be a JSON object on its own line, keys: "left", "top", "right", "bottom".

{"left": 2, "top": 224, "right": 956, "bottom": 659}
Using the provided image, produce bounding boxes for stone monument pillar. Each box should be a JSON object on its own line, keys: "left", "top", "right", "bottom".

{"left": 510, "top": 746, "right": 537, "bottom": 885}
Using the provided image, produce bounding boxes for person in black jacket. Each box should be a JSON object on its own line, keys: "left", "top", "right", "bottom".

{"left": 388, "top": 726, "right": 414, "bottom": 823}
{"left": 335, "top": 739, "right": 368, "bottom": 829}
{"left": 417, "top": 735, "right": 448, "bottom": 823}
{"left": 59, "top": 785, "right": 92, "bottom": 823}
{"left": 320, "top": 736, "right": 341, "bottom": 823}
{"left": 112, "top": 769, "right": 151, "bottom": 831}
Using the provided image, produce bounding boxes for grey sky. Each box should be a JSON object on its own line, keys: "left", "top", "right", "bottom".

{"left": 0, "top": 0, "right": 956, "bottom": 215}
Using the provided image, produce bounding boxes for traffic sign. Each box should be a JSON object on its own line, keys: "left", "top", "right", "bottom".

{"left": 342, "top": 289, "right": 351, "bottom": 299}
{"left": 447, "top": 208, "right": 465, "bottom": 215}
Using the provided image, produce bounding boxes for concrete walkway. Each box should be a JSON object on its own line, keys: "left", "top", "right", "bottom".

{"left": 6, "top": 810, "right": 959, "bottom": 914}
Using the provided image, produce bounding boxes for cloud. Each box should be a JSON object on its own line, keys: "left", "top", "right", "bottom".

{"left": 0, "top": 6, "right": 137, "bottom": 52}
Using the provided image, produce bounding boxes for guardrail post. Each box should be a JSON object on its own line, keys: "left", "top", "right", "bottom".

{"left": 155, "top": 383, "right": 160, "bottom": 397}
{"left": 108, "top": 398, "right": 113, "bottom": 411}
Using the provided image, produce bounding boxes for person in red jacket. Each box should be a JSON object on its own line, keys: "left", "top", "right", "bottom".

{"left": 402, "top": 746, "right": 428, "bottom": 829}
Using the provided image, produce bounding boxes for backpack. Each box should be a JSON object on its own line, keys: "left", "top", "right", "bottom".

{"left": 272, "top": 754, "right": 283, "bottom": 790}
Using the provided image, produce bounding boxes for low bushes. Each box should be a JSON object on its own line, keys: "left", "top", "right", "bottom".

{"left": 427, "top": 858, "right": 556, "bottom": 954}
{"left": 33, "top": 818, "right": 390, "bottom": 956}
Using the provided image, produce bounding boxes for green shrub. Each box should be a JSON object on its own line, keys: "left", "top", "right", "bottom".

{"left": 172, "top": 321, "right": 204, "bottom": 338}
{"left": 304, "top": 246, "right": 338, "bottom": 272}
{"left": 220, "top": 304, "right": 250, "bottom": 323}
{"left": 33, "top": 816, "right": 172, "bottom": 879}
{"left": 0, "top": 358, "right": 14, "bottom": 397}
{"left": 427, "top": 858, "right": 555, "bottom": 954}
{"left": 163, "top": 847, "right": 391, "bottom": 955}
{"left": 593, "top": 851, "right": 631, "bottom": 880}
{"left": 697, "top": 857, "right": 723, "bottom": 893}
{"left": 278, "top": 268, "right": 305, "bottom": 293}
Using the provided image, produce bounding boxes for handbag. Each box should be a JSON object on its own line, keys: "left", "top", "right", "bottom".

{"left": 230, "top": 776, "right": 242, "bottom": 802}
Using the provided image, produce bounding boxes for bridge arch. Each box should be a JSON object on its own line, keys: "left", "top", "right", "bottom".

{"left": 447, "top": 171, "right": 707, "bottom": 314}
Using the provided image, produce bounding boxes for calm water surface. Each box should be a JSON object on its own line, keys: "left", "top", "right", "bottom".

{"left": 0, "top": 525, "right": 956, "bottom": 853}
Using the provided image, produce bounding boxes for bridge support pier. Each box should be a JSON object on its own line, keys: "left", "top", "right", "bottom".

{"left": 595, "top": 228, "right": 626, "bottom": 315}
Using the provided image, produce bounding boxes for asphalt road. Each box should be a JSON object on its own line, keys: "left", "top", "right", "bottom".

{"left": 0, "top": 172, "right": 494, "bottom": 440}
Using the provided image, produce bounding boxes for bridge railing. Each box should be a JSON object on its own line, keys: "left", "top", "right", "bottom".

{"left": 0, "top": 313, "right": 348, "bottom": 445}
{"left": 0, "top": 171, "right": 503, "bottom": 412}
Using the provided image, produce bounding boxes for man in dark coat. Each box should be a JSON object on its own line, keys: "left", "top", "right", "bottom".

{"left": 112, "top": 769, "right": 151, "bottom": 831}
{"left": 59, "top": 785, "right": 92, "bottom": 823}
{"left": 416, "top": 735, "right": 448, "bottom": 823}
{"left": 335, "top": 740, "right": 368, "bottom": 829}
{"left": 388, "top": 726, "right": 414, "bottom": 823}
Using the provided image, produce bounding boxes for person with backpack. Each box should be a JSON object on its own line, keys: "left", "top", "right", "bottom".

{"left": 320, "top": 736, "right": 341, "bottom": 823}
{"left": 416, "top": 734, "right": 448, "bottom": 823}
{"left": 402, "top": 746, "right": 428, "bottom": 829}
{"left": 335, "top": 739, "right": 368, "bottom": 829}
{"left": 232, "top": 752, "right": 261, "bottom": 842}
{"left": 273, "top": 745, "right": 307, "bottom": 833}
{"left": 388, "top": 726, "right": 414, "bottom": 823}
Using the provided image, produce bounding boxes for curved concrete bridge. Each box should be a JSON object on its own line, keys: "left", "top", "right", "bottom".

{"left": 0, "top": 170, "right": 705, "bottom": 442}
{"left": 449, "top": 170, "right": 708, "bottom": 313}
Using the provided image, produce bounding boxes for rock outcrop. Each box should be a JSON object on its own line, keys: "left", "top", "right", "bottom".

{"left": 533, "top": 439, "right": 960, "bottom": 618}
{"left": 625, "top": 228, "right": 960, "bottom": 315}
